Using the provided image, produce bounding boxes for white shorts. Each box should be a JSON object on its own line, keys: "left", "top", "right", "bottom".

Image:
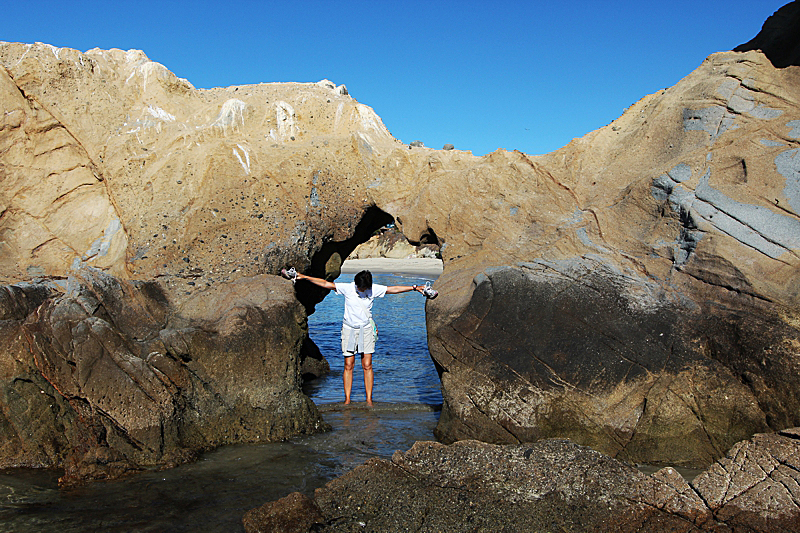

{"left": 341, "top": 323, "right": 375, "bottom": 355}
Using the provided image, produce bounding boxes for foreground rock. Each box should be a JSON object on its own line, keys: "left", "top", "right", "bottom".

{"left": 0, "top": 267, "right": 326, "bottom": 484}
{"left": 246, "top": 429, "right": 800, "bottom": 532}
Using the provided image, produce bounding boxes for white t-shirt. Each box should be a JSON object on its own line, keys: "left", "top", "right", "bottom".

{"left": 334, "top": 282, "right": 388, "bottom": 328}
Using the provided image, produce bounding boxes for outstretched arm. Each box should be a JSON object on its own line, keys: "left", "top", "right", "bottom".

{"left": 386, "top": 285, "right": 424, "bottom": 295}
{"left": 295, "top": 273, "right": 336, "bottom": 290}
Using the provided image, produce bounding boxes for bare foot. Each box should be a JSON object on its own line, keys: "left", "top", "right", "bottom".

{"left": 344, "top": 399, "right": 351, "bottom": 405}
{"left": 366, "top": 400, "right": 374, "bottom": 407}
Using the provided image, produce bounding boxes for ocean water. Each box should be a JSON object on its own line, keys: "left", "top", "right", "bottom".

{"left": 0, "top": 272, "right": 442, "bottom": 532}
{"left": 304, "top": 272, "right": 443, "bottom": 406}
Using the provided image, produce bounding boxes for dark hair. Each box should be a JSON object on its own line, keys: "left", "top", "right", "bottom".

{"left": 354, "top": 270, "right": 372, "bottom": 290}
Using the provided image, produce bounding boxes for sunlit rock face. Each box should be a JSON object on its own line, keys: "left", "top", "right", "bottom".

{"left": 0, "top": 45, "right": 393, "bottom": 479}
{"left": 0, "top": 44, "right": 398, "bottom": 289}
{"left": 1, "top": 1, "right": 799, "bottom": 478}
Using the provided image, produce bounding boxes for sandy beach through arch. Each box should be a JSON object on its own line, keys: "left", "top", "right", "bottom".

{"left": 340, "top": 258, "right": 443, "bottom": 277}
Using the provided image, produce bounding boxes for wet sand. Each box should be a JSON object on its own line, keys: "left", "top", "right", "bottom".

{"left": 340, "top": 258, "right": 443, "bottom": 277}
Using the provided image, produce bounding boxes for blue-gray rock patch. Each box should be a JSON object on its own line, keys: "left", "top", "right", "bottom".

{"left": 667, "top": 163, "right": 692, "bottom": 183}
{"left": 775, "top": 148, "right": 800, "bottom": 212}
{"left": 683, "top": 106, "right": 736, "bottom": 143}
{"left": 761, "top": 139, "right": 785, "bottom": 147}
{"left": 654, "top": 166, "right": 800, "bottom": 260}
{"left": 787, "top": 120, "right": 800, "bottom": 139}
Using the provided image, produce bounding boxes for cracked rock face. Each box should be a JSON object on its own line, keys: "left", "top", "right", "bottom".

{"left": 429, "top": 261, "right": 782, "bottom": 467}
{"left": 0, "top": 43, "right": 398, "bottom": 290}
{"left": 0, "top": 42, "right": 397, "bottom": 481}
{"left": 247, "top": 431, "right": 800, "bottom": 532}
{"left": 0, "top": 267, "right": 326, "bottom": 483}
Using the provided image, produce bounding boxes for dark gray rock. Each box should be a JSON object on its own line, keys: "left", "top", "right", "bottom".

{"left": 0, "top": 267, "right": 327, "bottom": 484}
{"left": 427, "top": 258, "right": 798, "bottom": 468}
{"left": 255, "top": 431, "right": 800, "bottom": 532}
{"left": 299, "top": 335, "right": 331, "bottom": 380}
{"left": 735, "top": 1, "right": 800, "bottom": 68}
{"left": 0, "top": 281, "right": 58, "bottom": 320}
{"left": 243, "top": 491, "right": 325, "bottom": 533}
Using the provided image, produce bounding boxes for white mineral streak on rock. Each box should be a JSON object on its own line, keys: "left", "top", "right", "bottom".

{"left": 356, "top": 132, "right": 374, "bottom": 154}
{"left": 334, "top": 102, "right": 344, "bottom": 130}
{"left": 5, "top": 42, "right": 31, "bottom": 67}
{"left": 123, "top": 51, "right": 161, "bottom": 92}
{"left": 112, "top": 48, "right": 194, "bottom": 92}
{"left": 84, "top": 218, "right": 123, "bottom": 260}
{"left": 125, "top": 48, "right": 147, "bottom": 64}
{"left": 356, "top": 103, "right": 388, "bottom": 136}
{"left": 233, "top": 144, "right": 250, "bottom": 174}
{"left": 275, "top": 101, "right": 296, "bottom": 139}
{"left": 42, "top": 43, "right": 62, "bottom": 59}
{"left": 347, "top": 104, "right": 392, "bottom": 154}
{"left": 147, "top": 105, "right": 176, "bottom": 122}
{"left": 210, "top": 99, "right": 246, "bottom": 134}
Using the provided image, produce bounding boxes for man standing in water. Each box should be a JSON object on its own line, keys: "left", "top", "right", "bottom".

{"left": 282, "top": 268, "right": 437, "bottom": 406}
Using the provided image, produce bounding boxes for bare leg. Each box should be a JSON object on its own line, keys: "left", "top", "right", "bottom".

{"left": 343, "top": 355, "right": 355, "bottom": 404}
{"left": 362, "top": 353, "right": 374, "bottom": 406}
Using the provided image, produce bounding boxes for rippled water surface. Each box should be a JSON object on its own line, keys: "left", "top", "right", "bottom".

{"left": 0, "top": 272, "right": 442, "bottom": 532}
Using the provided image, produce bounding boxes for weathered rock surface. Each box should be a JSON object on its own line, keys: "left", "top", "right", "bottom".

{"left": 0, "top": 42, "right": 393, "bottom": 480}
{"left": 0, "top": 43, "right": 396, "bottom": 289}
{"left": 0, "top": 266, "right": 326, "bottom": 483}
{"left": 243, "top": 491, "right": 325, "bottom": 533}
{"left": 2, "top": 3, "right": 800, "bottom": 480}
{"left": 249, "top": 431, "right": 800, "bottom": 532}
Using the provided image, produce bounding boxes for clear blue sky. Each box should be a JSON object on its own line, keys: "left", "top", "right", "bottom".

{"left": 1, "top": 1, "right": 788, "bottom": 156}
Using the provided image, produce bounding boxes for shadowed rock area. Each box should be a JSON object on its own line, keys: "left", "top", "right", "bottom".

{"left": 244, "top": 429, "right": 800, "bottom": 532}
{"left": 1, "top": 2, "right": 800, "bottom": 483}
{"left": 0, "top": 267, "right": 326, "bottom": 483}
{"left": 735, "top": 1, "right": 800, "bottom": 67}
